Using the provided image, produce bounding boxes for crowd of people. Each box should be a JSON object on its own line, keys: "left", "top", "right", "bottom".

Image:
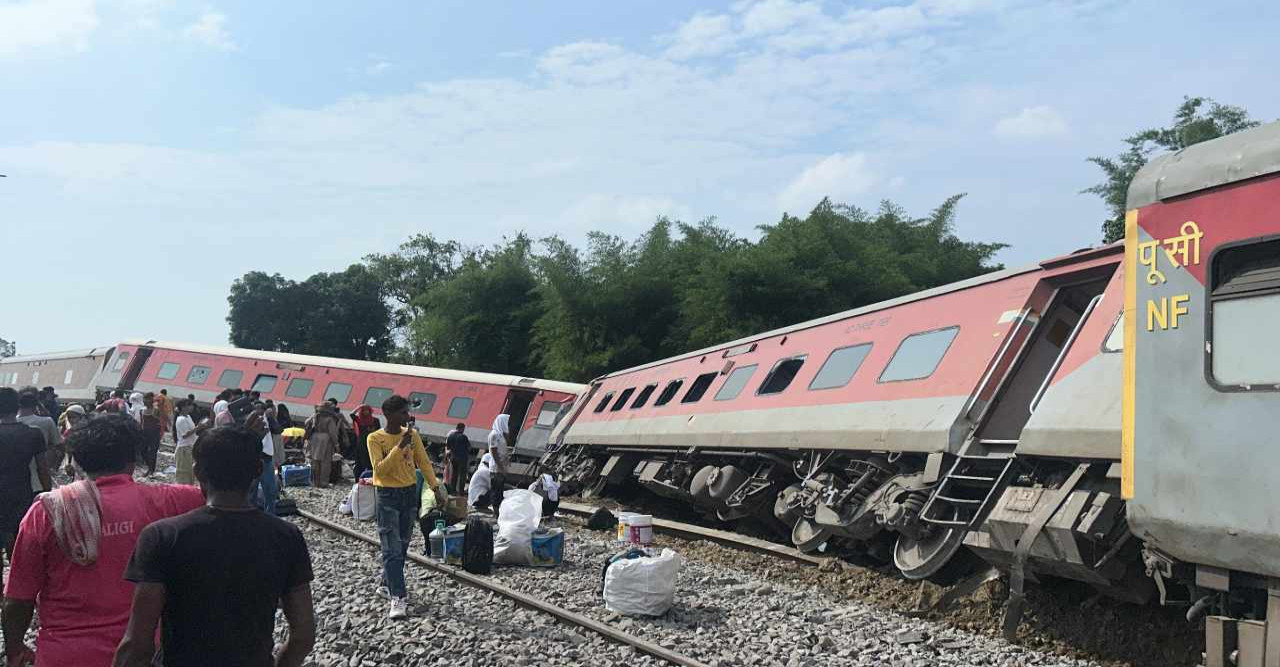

{"left": 0, "top": 387, "right": 314, "bottom": 666}
{"left": 0, "top": 383, "right": 561, "bottom": 664}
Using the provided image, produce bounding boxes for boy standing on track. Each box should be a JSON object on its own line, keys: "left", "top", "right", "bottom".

{"left": 3, "top": 414, "right": 204, "bottom": 667}
{"left": 113, "top": 423, "right": 315, "bottom": 667}
{"left": 366, "top": 395, "right": 444, "bottom": 619}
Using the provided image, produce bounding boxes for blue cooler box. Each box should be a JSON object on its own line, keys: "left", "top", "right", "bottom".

{"left": 531, "top": 528, "right": 564, "bottom": 567}
{"left": 443, "top": 525, "right": 466, "bottom": 565}
{"left": 282, "top": 464, "right": 312, "bottom": 487}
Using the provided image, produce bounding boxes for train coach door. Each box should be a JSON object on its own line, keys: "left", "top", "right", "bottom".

{"left": 118, "top": 345, "right": 154, "bottom": 391}
{"left": 501, "top": 388, "right": 537, "bottom": 443}
{"left": 972, "top": 259, "right": 1118, "bottom": 446}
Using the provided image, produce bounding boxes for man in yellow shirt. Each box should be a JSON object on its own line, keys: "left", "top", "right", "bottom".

{"left": 366, "top": 394, "right": 444, "bottom": 619}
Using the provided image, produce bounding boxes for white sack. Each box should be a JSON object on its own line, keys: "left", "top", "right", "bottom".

{"left": 492, "top": 489, "right": 542, "bottom": 565}
{"left": 603, "top": 548, "right": 682, "bottom": 616}
{"left": 350, "top": 481, "right": 377, "bottom": 522}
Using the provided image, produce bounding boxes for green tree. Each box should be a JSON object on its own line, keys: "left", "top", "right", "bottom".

{"left": 226, "top": 272, "right": 308, "bottom": 352}
{"left": 532, "top": 221, "right": 688, "bottom": 381}
{"left": 295, "top": 264, "right": 394, "bottom": 361}
{"left": 1086, "top": 96, "right": 1259, "bottom": 243}
{"left": 406, "top": 235, "right": 540, "bottom": 374}
{"left": 0, "top": 338, "right": 14, "bottom": 358}
{"left": 675, "top": 196, "right": 1004, "bottom": 349}
{"left": 227, "top": 266, "right": 393, "bottom": 361}
{"left": 364, "top": 234, "right": 463, "bottom": 342}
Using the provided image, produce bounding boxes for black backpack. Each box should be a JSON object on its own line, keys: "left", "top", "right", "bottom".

{"left": 462, "top": 517, "right": 493, "bottom": 575}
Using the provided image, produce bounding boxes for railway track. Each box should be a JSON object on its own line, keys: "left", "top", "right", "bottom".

{"left": 555, "top": 501, "right": 827, "bottom": 567}
{"left": 298, "top": 509, "right": 710, "bottom": 667}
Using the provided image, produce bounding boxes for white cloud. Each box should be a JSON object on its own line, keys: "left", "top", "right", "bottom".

{"left": 182, "top": 10, "right": 235, "bottom": 50}
{"left": 777, "top": 153, "right": 881, "bottom": 214}
{"left": 993, "top": 105, "right": 1068, "bottom": 139}
{"left": 366, "top": 54, "right": 392, "bottom": 75}
{"left": 664, "top": 12, "right": 738, "bottom": 60}
{"left": 0, "top": 0, "right": 98, "bottom": 59}
{"left": 740, "top": 0, "right": 823, "bottom": 36}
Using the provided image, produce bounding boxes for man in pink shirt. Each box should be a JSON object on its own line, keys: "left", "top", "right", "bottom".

{"left": 2, "top": 414, "right": 205, "bottom": 667}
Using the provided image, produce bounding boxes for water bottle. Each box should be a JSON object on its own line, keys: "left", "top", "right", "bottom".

{"left": 429, "top": 519, "right": 447, "bottom": 561}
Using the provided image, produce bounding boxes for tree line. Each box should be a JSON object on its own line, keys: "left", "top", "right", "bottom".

{"left": 228, "top": 196, "right": 1005, "bottom": 382}
{"left": 227, "top": 96, "right": 1263, "bottom": 382}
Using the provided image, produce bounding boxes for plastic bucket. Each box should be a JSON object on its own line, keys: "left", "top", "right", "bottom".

{"left": 625, "top": 514, "right": 653, "bottom": 546}
{"left": 616, "top": 512, "right": 639, "bottom": 543}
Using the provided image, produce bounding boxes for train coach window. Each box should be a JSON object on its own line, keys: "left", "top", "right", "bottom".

{"left": 447, "top": 397, "right": 474, "bottom": 419}
{"left": 251, "top": 374, "right": 278, "bottom": 393}
{"left": 1209, "top": 238, "right": 1280, "bottom": 390}
{"left": 536, "top": 401, "right": 563, "bottom": 426}
{"left": 682, "top": 372, "right": 719, "bottom": 403}
{"left": 809, "top": 343, "right": 873, "bottom": 390}
{"left": 653, "top": 379, "right": 685, "bottom": 407}
{"left": 111, "top": 352, "right": 130, "bottom": 372}
{"left": 217, "top": 369, "right": 244, "bottom": 389}
{"left": 757, "top": 356, "right": 807, "bottom": 395}
{"left": 363, "top": 387, "right": 394, "bottom": 408}
{"left": 156, "top": 362, "right": 181, "bottom": 381}
{"left": 186, "top": 366, "right": 211, "bottom": 385}
{"left": 611, "top": 388, "right": 636, "bottom": 411}
{"left": 30, "top": 372, "right": 38, "bottom": 385}
{"left": 409, "top": 392, "right": 437, "bottom": 414}
{"left": 63, "top": 370, "right": 74, "bottom": 385}
{"left": 878, "top": 327, "right": 960, "bottom": 383}
{"left": 324, "top": 382, "right": 352, "bottom": 404}
{"left": 714, "top": 364, "right": 757, "bottom": 401}
{"left": 285, "top": 378, "right": 314, "bottom": 398}
{"left": 593, "top": 392, "right": 615, "bottom": 413}
{"left": 630, "top": 384, "right": 658, "bottom": 409}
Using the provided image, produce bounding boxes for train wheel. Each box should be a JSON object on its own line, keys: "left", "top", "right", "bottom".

{"left": 689, "top": 465, "right": 718, "bottom": 500}
{"left": 708, "top": 465, "right": 747, "bottom": 501}
{"left": 791, "top": 517, "right": 832, "bottom": 553}
{"left": 893, "top": 503, "right": 969, "bottom": 583}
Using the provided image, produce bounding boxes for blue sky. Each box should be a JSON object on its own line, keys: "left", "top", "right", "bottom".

{"left": 2, "top": 0, "right": 1277, "bottom": 353}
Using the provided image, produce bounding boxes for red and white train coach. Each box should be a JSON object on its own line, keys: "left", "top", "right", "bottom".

{"left": 545, "top": 241, "right": 1130, "bottom": 594}
{"left": 97, "top": 341, "right": 585, "bottom": 451}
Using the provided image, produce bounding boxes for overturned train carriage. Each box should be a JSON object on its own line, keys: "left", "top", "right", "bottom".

{"left": 543, "top": 238, "right": 1140, "bottom": 596}
{"left": 544, "top": 120, "right": 1280, "bottom": 655}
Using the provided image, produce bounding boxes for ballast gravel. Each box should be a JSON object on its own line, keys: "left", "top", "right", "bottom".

{"left": 285, "top": 481, "right": 1110, "bottom": 667}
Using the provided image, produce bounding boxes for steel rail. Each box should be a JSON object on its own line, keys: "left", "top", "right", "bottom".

{"left": 555, "top": 501, "right": 829, "bottom": 567}
{"left": 298, "top": 509, "right": 710, "bottom": 667}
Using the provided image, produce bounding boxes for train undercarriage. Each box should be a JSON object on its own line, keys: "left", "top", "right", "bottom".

{"left": 542, "top": 443, "right": 1152, "bottom": 605}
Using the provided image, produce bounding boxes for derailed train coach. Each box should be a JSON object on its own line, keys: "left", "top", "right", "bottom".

{"left": 0, "top": 346, "right": 117, "bottom": 403}
{"left": 95, "top": 341, "right": 585, "bottom": 451}
{"left": 5, "top": 340, "right": 585, "bottom": 452}
{"left": 545, "top": 240, "right": 1130, "bottom": 587}
{"left": 545, "top": 121, "right": 1280, "bottom": 652}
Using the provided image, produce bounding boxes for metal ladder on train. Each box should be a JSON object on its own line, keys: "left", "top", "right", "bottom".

{"left": 919, "top": 439, "right": 1019, "bottom": 528}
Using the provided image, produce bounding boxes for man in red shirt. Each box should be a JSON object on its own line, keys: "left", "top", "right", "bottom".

{"left": 1, "top": 414, "right": 205, "bottom": 667}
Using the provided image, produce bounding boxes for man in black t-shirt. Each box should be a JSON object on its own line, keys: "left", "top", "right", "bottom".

{"left": 445, "top": 422, "right": 470, "bottom": 495}
{"left": 0, "top": 388, "right": 49, "bottom": 560}
{"left": 113, "top": 424, "right": 315, "bottom": 667}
